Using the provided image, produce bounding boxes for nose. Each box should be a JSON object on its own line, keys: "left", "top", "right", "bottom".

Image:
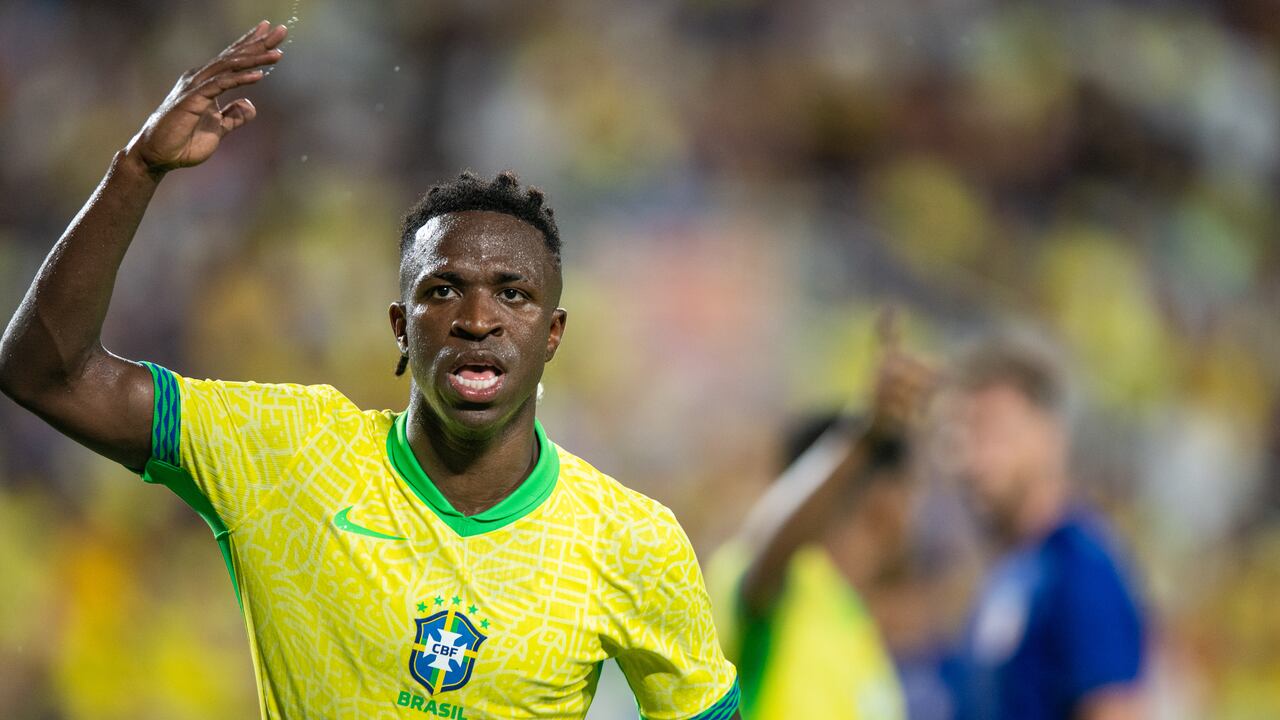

{"left": 450, "top": 293, "right": 503, "bottom": 341}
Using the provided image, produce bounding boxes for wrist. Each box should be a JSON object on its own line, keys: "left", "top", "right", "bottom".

{"left": 859, "top": 424, "right": 908, "bottom": 469}
{"left": 118, "top": 136, "right": 166, "bottom": 184}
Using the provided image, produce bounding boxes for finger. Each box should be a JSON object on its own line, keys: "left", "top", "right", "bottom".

{"left": 227, "top": 23, "right": 286, "bottom": 55}
{"left": 193, "top": 49, "right": 282, "bottom": 85}
{"left": 189, "top": 21, "right": 279, "bottom": 82}
{"left": 230, "top": 20, "right": 270, "bottom": 48}
{"left": 875, "top": 306, "right": 902, "bottom": 356}
{"left": 193, "top": 68, "right": 266, "bottom": 99}
{"left": 262, "top": 24, "right": 289, "bottom": 50}
{"left": 218, "top": 98, "right": 257, "bottom": 135}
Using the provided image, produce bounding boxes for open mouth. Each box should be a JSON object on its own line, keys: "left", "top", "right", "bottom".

{"left": 447, "top": 363, "right": 506, "bottom": 402}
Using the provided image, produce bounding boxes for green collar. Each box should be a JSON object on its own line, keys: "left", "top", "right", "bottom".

{"left": 386, "top": 412, "right": 559, "bottom": 537}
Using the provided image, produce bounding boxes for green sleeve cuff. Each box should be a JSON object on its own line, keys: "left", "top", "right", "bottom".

{"left": 686, "top": 680, "right": 740, "bottom": 720}
{"left": 140, "top": 361, "right": 181, "bottom": 466}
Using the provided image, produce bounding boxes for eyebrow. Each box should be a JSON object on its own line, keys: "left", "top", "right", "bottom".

{"left": 427, "top": 271, "right": 465, "bottom": 284}
{"left": 417, "top": 270, "right": 529, "bottom": 286}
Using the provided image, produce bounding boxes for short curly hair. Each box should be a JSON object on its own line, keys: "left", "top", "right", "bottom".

{"left": 399, "top": 170, "right": 561, "bottom": 264}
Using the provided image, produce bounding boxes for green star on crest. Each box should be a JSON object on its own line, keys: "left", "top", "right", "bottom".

{"left": 434, "top": 596, "right": 444, "bottom": 606}
{"left": 416, "top": 601, "right": 427, "bottom": 613}
{"left": 468, "top": 604, "right": 478, "bottom": 614}
{"left": 452, "top": 595, "right": 461, "bottom": 605}
{"left": 480, "top": 619, "right": 490, "bottom": 629}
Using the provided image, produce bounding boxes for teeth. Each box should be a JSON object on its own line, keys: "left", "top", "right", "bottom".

{"left": 456, "top": 375, "right": 500, "bottom": 391}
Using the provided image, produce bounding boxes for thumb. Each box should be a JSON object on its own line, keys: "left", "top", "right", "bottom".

{"left": 875, "top": 305, "right": 902, "bottom": 357}
{"left": 218, "top": 98, "right": 257, "bottom": 135}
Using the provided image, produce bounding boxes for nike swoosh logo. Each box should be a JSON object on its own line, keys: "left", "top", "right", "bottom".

{"left": 333, "top": 506, "right": 407, "bottom": 541}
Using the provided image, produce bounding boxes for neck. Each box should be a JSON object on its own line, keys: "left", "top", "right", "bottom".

{"left": 405, "top": 391, "right": 539, "bottom": 517}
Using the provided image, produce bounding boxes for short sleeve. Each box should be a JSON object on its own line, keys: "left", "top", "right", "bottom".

{"left": 614, "top": 508, "right": 740, "bottom": 720}
{"left": 139, "top": 362, "right": 341, "bottom": 529}
{"left": 1053, "top": 540, "right": 1145, "bottom": 702}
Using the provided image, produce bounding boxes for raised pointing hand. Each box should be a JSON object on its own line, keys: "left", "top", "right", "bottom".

{"left": 130, "top": 21, "right": 287, "bottom": 174}
{"left": 867, "top": 307, "right": 936, "bottom": 440}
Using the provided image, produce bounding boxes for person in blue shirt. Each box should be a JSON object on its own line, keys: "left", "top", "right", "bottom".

{"left": 945, "top": 339, "right": 1147, "bottom": 720}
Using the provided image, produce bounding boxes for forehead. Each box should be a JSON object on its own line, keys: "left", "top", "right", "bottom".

{"left": 955, "top": 382, "right": 1019, "bottom": 412}
{"left": 403, "top": 210, "right": 554, "bottom": 281}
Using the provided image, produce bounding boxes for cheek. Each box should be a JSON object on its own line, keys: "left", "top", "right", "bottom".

{"left": 513, "top": 311, "right": 554, "bottom": 347}
{"left": 407, "top": 308, "right": 451, "bottom": 354}
{"left": 964, "top": 427, "right": 1019, "bottom": 487}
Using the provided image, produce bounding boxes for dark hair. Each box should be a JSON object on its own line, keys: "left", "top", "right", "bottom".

{"left": 779, "top": 411, "right": 907, "bottom": 477}
{"left": 781, "top": 412, "right": 846, "bottom": 469}
{"left": 399, "top": 170, "right": 561, "bottom": 263}
{"left": 953, "top": 338, "right": 1067, "bottom": 414}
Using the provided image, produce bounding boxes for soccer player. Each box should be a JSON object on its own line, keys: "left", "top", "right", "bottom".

{"left": 945, "top": 339, "right": 1146, "bottom": 720}
{"left": 707, "top": 322, "right": 931, "bottom": 719}
{"left": 0, "top": 22, "right": 739, "bottom": 720}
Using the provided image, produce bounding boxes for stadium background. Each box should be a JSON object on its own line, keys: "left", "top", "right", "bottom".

{"left": 2, "top": 0, "right": 1279, "bottom": 717}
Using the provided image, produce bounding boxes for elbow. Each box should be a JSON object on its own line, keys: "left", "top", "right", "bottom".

{"left": 0, "top": 354, "right": 36, "bottom": 407}
{"left": 0, "top": 361, "right": 73, "bottom": 415}
{"left": 0, "top": 343, "right": 76, "bottom": 409}
{"left": 0, "top": 323, "right": 33, "bottom": 401}
{"left": 0, "top": 346, "right": 19, "bottom": 401}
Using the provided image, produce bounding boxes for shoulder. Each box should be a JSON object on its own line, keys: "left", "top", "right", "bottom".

{"left": 177, "top": 373, "right": 390, "bottom": 437}
{"left": 553, "top": 444, "right": 688, "bottom": 543}
{"left": 177, "top": 373, "right": 356, "bottom": 412}
{"left": 1042, "top": 512, "right": 1130, "bottom": 575}
{"left": 1041, "top": 512, "right": 1143, "bottom": 607}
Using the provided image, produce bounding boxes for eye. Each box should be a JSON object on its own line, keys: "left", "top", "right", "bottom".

{"left": 499, "top": 288, "right": 527, "bottom": 302}
{"left": 428, "top": 285, "right": 458, "bottom": 300}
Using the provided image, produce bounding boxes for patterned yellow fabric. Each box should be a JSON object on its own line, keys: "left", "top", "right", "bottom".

{"left": 708, "top": 541, "right": 904, "bottom": 720}
{"left": 142, "top": 367, "right": 738, "bottom": 720}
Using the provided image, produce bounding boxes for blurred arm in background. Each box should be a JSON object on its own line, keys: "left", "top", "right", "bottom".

{"left": 0, "top": 22, "right": 286, "bottom": 471}
{"left": 737, "top": 314, "right": 933, "bottom": 616}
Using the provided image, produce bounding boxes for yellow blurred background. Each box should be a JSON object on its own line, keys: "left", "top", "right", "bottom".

{"left": 2, "top": 1, "right": 1279, "bottom": 717}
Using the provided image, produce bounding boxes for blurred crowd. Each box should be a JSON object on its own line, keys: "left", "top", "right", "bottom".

{"left": 2, "top": 0, "right": 1279, "bottom": 718}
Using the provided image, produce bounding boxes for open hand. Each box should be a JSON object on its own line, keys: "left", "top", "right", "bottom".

{"left": 128, "top": 21, "right": 287, "bottom": 174}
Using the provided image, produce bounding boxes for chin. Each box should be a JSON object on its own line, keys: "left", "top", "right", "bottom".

{"left": 438, "top": 404, "right": 510, "bottom": 437}
{"left": 429, "top": 391, "right": 534, "bottom": 439}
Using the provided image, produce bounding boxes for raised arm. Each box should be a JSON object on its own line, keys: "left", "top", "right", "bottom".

{"left": 0, "top": 21, "right": 287, "bottom": 470}
{"left": 737, "top": 319, "right": 932, "bottom": 615}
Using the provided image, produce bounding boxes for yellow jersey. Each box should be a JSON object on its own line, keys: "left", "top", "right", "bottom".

{"left": 708, "top": 542, "right": 903, "bottom": 720}
{"left": 137, "top": 362, "right": 739, "bottom": 720}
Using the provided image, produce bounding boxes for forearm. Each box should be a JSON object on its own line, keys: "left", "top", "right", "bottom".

{"left": 0, "top": 21, "right": 283, "bottom": 472}
{"left": 738, "top": 421, "right": 872, "bottom": 613}
{"left": 0, "top": 145, "right": 160, "bottom": 396}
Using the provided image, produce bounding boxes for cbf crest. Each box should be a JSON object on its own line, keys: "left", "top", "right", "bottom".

{"left": 409, "top": 601, "right": 488, "bottom": 695}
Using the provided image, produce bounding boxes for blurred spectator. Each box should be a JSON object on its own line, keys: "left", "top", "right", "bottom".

{"left": 942, "top": 338, "right": 1147, "bottom": 720}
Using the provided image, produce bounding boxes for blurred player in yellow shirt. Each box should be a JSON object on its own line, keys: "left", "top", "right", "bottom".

{"left": 709, "top": 318, "right": 931, "bottom": 719}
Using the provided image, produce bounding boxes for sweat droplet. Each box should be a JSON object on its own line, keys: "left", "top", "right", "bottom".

{"left": 300, "top": 155, "right": 309, "bottom": 162}
{"left": 283, "top": 0, "right": 300, "bottom": 44}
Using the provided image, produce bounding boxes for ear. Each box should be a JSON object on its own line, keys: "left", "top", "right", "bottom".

{"left": 544, "top": 308, "right": 567, "bottom": 362}
{"left": 389, "top": 302, "right": 409, "bottom": 354}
